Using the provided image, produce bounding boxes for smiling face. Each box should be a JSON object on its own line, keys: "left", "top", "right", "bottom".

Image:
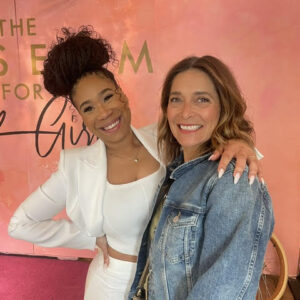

{"left": 167, "top": 68, "right": 221, "bottom": 162}
{"left": 72, "top": 72, "right": 131, "bottom": 146}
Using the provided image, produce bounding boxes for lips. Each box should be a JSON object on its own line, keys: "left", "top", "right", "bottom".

{"left": 101, "top": 118, "right": 120, "bottom": 131}
{"left": 178, "top": 124, "right": 203, "bottom": 131}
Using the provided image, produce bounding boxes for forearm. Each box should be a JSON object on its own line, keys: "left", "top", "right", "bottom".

{"left": 8, "top": 206, "right": 96, "bottom": 250}
{"left": 8, "top": 154, "right": 97, "bottom": 251}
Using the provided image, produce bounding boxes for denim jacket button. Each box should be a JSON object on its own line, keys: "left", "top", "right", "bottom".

{"left": 173, "top": 216, "right": 179, "bottom": 223}
{"left": 173, "top": 211, "right": 181, "bottom": 223}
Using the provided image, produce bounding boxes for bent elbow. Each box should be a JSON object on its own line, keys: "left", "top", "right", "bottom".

{"left": 8, "top": 215, "right": 21, "bottom": 238}
{"left": 7, "top": 206, "right": 31, "bottom": 240}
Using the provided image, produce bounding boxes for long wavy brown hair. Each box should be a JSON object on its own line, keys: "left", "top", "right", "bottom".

{"left": 157, "top": 55, "right": 254, "bottom": 164}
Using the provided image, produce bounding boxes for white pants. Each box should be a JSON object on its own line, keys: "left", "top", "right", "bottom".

{"left": 84, "top": 252, "right": 137, "bottom": 300}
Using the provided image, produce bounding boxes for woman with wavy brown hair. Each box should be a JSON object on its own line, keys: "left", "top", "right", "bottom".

{"left": 130, "top": 56, "right": 274, "bottom": 300}
{"left": 158, "top": 56, "right": 255, "bottom": 165}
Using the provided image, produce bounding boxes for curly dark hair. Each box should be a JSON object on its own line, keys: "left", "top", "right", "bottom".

{"left": 42, "top": 25, "right": 117, "bottom": 101}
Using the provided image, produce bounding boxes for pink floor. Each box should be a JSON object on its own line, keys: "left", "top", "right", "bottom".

{"left": 0, "top": 254, "right": 90, "bottom": 300}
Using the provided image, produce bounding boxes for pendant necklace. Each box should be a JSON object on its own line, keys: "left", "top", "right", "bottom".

{"left": 108, "top": 144, "right": 141, "bottom": 163}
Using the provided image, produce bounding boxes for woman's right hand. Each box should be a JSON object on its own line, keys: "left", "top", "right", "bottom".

{"left": 96, "top": 235, "right": 109, "bottom": 266}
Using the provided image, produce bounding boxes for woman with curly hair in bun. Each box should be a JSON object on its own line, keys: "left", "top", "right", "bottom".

{"left": 8, "top": 27, "right": 262, "bottom": 299}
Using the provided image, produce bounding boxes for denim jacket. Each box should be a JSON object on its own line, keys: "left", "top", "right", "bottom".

{"left": 129, "top": 153, "right": 274, "bottom": 300}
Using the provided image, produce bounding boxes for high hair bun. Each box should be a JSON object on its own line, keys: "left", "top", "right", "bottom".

{"left": 42, "top": 25, "right": 116, "bottom": 98}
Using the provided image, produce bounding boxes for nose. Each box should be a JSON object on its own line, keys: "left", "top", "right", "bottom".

{"left": 181, "top": 101, "right": 193, "bottom": 119}
{"left": 96, "top": 103, "right": 112, "bottom": 120}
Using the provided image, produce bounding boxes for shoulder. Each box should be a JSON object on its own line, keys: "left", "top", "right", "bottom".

{"left": 63, "top": 144, "right": 89, "bottom": 157}
{"left": 201, "top": 159, "right": 251, "bottom": 197}
{"left": 132, "top": 123, "right": 161, "bottom": 162}
{"left": 215, "top": 159, "right": 249, "bottom": 182}
{"left": 59, "top": 139, "right": 104, "bottom": 168}
{"left": 136, "top": 123, "right": 158, "bottom": 139}
{"left": 206, "top": 159, "right": 268, "bottom": 207}
{"left": 208, "top": 159, "right": 248, "bottom": 187}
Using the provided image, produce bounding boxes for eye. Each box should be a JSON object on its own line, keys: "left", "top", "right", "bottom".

{"left": 196, "top": 97, "right": 210, "bottom": 103}
{"left": 82, "top": 105, "right": 94, "bottom": 113}
{"left": 169, "top": 97, "right": 181, "bottom": 103}
{"left": 103, "top": 93, "right": 114, "bottom": 102}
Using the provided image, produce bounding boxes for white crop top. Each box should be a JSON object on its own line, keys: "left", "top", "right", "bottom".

{"left": 103, "top": 165, "right": 165, "bottom": 256}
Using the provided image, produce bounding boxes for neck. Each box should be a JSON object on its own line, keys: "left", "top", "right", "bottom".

{"left": 183, "top": 149, "right": 199, "bottom": 162}
{"left": 105, "top": 129, "right": 140, "bottom": 156}
{"left": 183, "top": 145, "right": 208, "bottom": 162}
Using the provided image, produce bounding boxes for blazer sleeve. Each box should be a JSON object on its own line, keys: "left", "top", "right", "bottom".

{"left": 8, "top": 150, "right": 96, "bottom": 250}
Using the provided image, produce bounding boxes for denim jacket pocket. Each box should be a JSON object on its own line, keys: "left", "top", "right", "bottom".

{"left": 163, "top": 208, "right": 200, "bottom": 264}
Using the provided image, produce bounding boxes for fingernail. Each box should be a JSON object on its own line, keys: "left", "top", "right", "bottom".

{"left": 218, "top": 168, "right": 224, "bottom": 178}
{"left": 234, "top": 173, "right": 241, "bottom": 184}
{"left": 208, "top": 154, "right": 214, "bottom": 161}
{"left": 249, "top": 176, "right": 255, "bottom": 186}
{"left": 261, "top": 177, "right": 265, "bottom": 185}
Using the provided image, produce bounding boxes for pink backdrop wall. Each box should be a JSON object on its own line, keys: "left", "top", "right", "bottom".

{"left": 0, "top": 0, "right": 299, "bottom": 275}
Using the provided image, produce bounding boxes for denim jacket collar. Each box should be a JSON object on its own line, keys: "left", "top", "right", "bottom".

{"left": 169, "top": 152, "right": 212, "bottom": 180}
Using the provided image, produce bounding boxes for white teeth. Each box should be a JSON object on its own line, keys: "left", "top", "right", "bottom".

{"left": 179, "top": 124, "right": 202, "bottom": 131}
{"left": 103, "top": 119, "right": 120, "bottom": 130}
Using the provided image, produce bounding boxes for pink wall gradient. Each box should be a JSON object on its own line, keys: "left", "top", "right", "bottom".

{"left": 0, "top": 0, "right": 299, "bottom": 275}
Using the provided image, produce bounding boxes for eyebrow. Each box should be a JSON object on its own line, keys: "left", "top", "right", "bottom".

{"left": 79, "top": 88, "right": 114, "bottom": 110}
{"left": 170, "top": 91, "right": 215, "bottom": 98}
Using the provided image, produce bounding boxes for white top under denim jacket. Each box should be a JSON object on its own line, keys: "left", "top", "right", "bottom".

{"left": 129, "top": 152, "right": 274, "bottom": 300}
{"left": 8, "top": 124, "right": 165, "bottom": 252}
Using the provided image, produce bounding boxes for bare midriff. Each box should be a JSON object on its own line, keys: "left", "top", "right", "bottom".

{"left": 108, "top": 245, "right": 138, "bottom": 262}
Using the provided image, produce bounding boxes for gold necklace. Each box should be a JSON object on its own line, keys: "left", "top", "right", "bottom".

{"left": 132, "top": 146, "right": 140, "bottom": 163}
{"left": 133, "top": 150, "right": 139, "bottom": 163}
{"left": 107, "top": 145, "right": 141, "bottom": 163}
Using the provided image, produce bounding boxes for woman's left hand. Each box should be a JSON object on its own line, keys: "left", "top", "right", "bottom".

{"left": 209, "top": 139, "right": 263, "bottom": 185}
{"left": 96, "top": 235, "right": 109, "bottom": 266}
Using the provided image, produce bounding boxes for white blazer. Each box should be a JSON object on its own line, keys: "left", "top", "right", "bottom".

{"left": 8, "top": 124, "right": 164, "bottom": 250}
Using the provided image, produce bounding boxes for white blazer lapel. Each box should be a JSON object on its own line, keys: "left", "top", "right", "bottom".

{"left": 132, "top": 124, "right": 163, "bottom": 165}
{"left": 78, "top": 139, "right": 107, "bottom": 236}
